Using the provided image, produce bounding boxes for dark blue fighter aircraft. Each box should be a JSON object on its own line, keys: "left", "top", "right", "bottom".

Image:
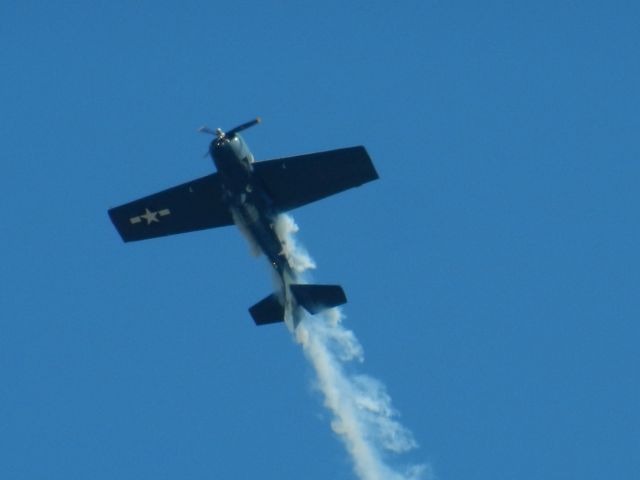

{"left": 108, "top": 118, "right": 378, "bottom": 329}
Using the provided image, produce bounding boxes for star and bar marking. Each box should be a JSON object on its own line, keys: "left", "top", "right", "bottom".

{"left": 130, "top": 208, "right": 171, "bottom": 225}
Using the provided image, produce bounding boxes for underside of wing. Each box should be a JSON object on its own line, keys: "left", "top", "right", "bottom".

{"left": 108, "top": 173, "right": 233, "bottom": 242}
{"left": 253, "top": 146, "right": 378, "bottom": 212}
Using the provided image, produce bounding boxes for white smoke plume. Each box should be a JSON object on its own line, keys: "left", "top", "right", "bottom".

{"left": 273, "top": 213, "right": 316, "bottom": 274}
{"left": 274, "top": 214, "right": 428, "bottom": 480}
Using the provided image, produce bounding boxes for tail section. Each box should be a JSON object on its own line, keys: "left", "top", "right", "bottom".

{"left": 290, "top": 284, "right": 347, "bottom": 314}
{"left": 249, "top": 284, "right": 347, "bottom": 327}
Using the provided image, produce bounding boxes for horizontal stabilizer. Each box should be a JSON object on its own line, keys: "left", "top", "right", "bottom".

{"left": 249, "top": 294, "right": 285, "bottom": 326}
{"left": 290, "top": 284, "right": 347, "bottom": 315}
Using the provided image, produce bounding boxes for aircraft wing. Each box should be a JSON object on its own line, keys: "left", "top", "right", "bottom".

{"left": 254, "top": 146, "right": 378, "bottom": 212}
{"left": 108, "top": 173, "right": 233, "bottom": 242}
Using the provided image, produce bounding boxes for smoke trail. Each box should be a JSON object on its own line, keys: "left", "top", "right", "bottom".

{"left": 273, "top": 213, "right": 316, "bottom": 274}
{"left": 274, "top": 215, "right": 427, "bottom": 480}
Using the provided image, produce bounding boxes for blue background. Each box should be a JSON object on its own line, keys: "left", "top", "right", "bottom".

{"left": 2, "top": 1, "right": 638, "bottom": 479}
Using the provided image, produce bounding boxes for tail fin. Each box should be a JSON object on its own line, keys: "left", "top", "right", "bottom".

{"left": 249, "top": 294, "right": 285, "bottom": 326}
{"left": 290, "top": 284, "right": 347, "bottom": 314}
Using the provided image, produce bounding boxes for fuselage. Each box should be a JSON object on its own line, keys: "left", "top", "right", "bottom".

{"left": 210, "top": 134, "right": 292, "bottom": 278}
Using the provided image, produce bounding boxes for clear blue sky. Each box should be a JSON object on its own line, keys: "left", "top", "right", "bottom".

{"left": 2, "top": 1, "right": 638, "bottom": 479}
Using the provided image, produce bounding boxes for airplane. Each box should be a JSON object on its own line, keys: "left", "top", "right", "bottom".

{"left": 108, "top": 118, "right": 379, "bottom": 329}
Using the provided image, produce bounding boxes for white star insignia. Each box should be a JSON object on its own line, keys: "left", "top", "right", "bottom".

{"left": 140, "top": 208, "right": 159, "bottom": 224}
{"left": 129, "top": 208, "right": 171, "bottom": 225}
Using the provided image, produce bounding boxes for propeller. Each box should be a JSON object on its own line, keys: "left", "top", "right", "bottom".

{"left": 198, "top": 117, "right": 261, "bottom": 158}
{"left": 198, "top": 117, "right": 261, "bottom": 140}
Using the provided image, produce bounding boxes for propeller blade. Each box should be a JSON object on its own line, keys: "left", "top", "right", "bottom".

{"left": 197, "top": 125, "right": 217, "bottom": 135}
{"left": 227, "top": 117, "right": 261, "bottom": 136}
